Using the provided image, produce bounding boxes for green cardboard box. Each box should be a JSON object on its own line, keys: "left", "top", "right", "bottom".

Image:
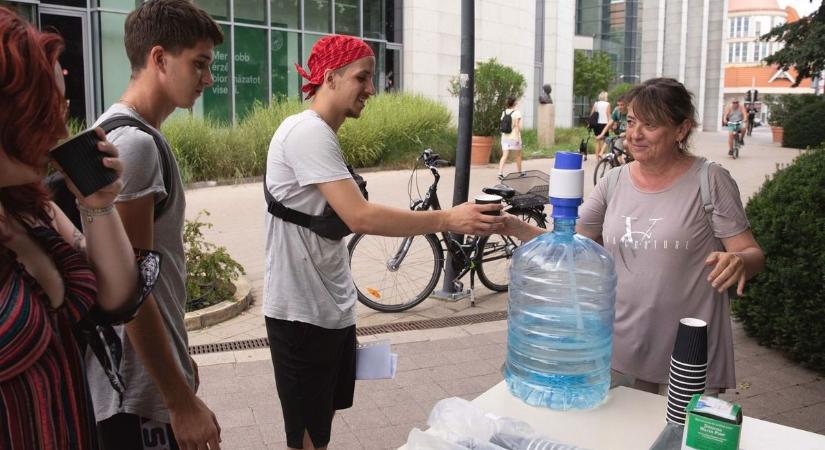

{"left": 681, "top": 394, "right": 743, "bottom": 450}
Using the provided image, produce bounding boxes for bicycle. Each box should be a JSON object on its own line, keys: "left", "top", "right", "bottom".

{"left": 593, "top": 135, "right": 633, "bottom": 185}
{"left": 347, "top": 149, "right": 548, "bottom": 312}
{"left": 728, "top": 120, "right": 743, "bottom": 159}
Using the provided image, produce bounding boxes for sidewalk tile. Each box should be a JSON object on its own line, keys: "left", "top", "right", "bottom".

{"left": 341, "top": 407, "right": 391, "bottom": 431}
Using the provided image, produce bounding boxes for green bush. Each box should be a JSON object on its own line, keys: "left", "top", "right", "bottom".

{"left": 449, "top": 59, "right": 526, "bottom": 137}
{"left": 781, "top": 100, "right": 825, "bottom": 149}
{"left": 732, "top": 147, "right": 825, "bottom": 372}
{"left": 184, "top": 211, "right": 245, "bottom": 312}
{"left": 609, "top": 83, "right": 635, "bottom": 104}
{"left": 161, "top": 93, "right": 452, "bottom": 180}
{"left": 763, "top": 94, "right": 824, "bottom": 127}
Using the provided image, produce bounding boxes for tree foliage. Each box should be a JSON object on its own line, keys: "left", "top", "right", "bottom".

{"left": 573, "top": 50, "right": 615, "bottom": 100}
{"left": 449, "top": 59, "right": 526, "bottom": 137}
{"left": 761, "top": 3, "right": 825, "bottom": 87}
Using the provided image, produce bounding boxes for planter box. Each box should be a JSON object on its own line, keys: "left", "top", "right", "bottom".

{"left": 471, "top": 135, "right": 494, "bottom": 165}
{"left": 771, "top": 126, "right": 784, "bottom": 144}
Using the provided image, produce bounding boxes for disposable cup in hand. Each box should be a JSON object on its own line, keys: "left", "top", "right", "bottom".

{"left": 49, "top": 129, "right": 117, "bottom": 197}
{"left": 475, "top": 194, "right": 502, "bottom": 216}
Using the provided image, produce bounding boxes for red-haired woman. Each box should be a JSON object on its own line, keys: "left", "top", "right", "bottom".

{"left": 1, "top": 8, "right": 155, "bottom": 449}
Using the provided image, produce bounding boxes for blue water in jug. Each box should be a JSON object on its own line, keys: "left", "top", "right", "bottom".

{"left": 504, "top": 152, "right": 617, "bottom": 410}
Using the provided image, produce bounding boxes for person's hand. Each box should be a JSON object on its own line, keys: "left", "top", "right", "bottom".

{"left": 705, "top": 251, "right": 746, "bottom": 296}
{"left": 169, "top": 394, "right": 222, "bottom": 450}
{"left": 499, "top": 213, "right": 546, "bottom": 243}
{"left": 55, "top": 127, "right": 124, "bottom": 210}
{"left": 444, "top": 202, "right": 505, "bottom": 236}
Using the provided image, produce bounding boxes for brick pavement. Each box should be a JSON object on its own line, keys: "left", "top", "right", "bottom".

{"left": 187, "top": 127, "right": 824, "bottom": 448}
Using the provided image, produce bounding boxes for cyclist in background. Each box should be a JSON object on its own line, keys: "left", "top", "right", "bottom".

{"left": 597, "top": 95, "right": 630, "bottom": 163}
{"left": 723, "top": 99, "right": 748, "bottom": 156}
{"left": 746, "top": 103, "right": 757, "bottom": 136}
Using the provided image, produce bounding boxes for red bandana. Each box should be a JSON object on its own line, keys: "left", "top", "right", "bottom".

{"left": 294, "top": 35, "right": 374, "bottom": 100}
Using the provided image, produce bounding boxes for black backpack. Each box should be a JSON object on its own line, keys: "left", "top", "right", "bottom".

{"left": 587, "top": 111, "right": 600, "bottom": 129}
{"left": 499, "top": 110, "right": 515, "bottom": 134}
{"left": 46, "top": 115, "right": 172, "bottom": 230}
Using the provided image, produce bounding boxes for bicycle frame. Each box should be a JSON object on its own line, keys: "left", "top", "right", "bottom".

{"left": 388, "top": 154, "right": 528, "bottom": 291}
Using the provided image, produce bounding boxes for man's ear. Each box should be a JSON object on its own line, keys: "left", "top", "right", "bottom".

{"left": 324, "top": 68, "right": 336, "bottom": 89}
{"left": 149, "top": 45, "right": 166, "bottom": 72}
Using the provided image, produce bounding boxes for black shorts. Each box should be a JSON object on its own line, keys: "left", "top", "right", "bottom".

{"left": 266, "top": 317, "right": 356, "bottom": 449}
{"left": 592, "top": 123, "right": 607, "bottom": 136}
{"left": 97, "top": 413, "right": 178, "bottom": 450}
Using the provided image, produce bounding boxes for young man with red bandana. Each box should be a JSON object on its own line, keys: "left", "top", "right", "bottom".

{"left": 263, "top": 35, "right": 504, "bottom": 450}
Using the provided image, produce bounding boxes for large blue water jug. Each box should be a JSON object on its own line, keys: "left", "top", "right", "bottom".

{"left": 504, "top": 152, "right": 617, "bottom": 410}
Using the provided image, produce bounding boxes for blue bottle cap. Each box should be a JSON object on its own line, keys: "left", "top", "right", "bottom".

{"left": 554, "top": 152, "right": 583, "bottom": 170}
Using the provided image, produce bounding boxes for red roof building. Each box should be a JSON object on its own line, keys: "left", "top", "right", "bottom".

{"left": 724, "top": 0, "right": 816, "bottom": 124}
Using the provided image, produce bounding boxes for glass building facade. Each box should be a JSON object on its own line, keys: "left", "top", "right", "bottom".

{"left": 1, "top": 0, "right": 402, "bottom": 125}
{"left": 573, "top": 0, "right": 640, "bottom": 123}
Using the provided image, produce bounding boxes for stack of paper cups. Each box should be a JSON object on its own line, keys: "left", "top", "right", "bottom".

{"left": 666, "top": 318, "right": 708, "bottom": 425}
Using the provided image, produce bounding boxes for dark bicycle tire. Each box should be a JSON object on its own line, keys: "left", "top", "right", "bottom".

{"left": 593, "top": 156, "right": 614, "bottom": 185}
{"left": 476, "top": 210, "right": 547, "bottom": 292}
{"left": 347, "top": 233, "right": 444, "bottom": 312}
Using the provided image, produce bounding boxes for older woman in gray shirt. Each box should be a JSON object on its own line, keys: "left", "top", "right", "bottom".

{"left": 504, "top": 78, "right": 765, "bottom": 395}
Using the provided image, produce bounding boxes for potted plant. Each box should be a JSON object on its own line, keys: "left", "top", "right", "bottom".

{"left": 763, "top": 94, "right": 819, "bottom": 144}
{"left": 450, "top": 59, "right": 526, "bottom": 165}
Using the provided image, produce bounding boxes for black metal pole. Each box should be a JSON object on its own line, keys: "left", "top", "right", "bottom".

{"left": 440, "top": 0, "right": 474, "bottom": 295}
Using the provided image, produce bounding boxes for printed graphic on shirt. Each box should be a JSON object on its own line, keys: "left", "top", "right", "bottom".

{"left": 604, "top": 215, "right": 691, "bottom": 251}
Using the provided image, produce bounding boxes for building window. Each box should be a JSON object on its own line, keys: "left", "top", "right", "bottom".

{"left": 728, "top": 43, "right": 734, "bottom": 63}
{"left": 755, "top": 20, "right": 761, "bottom": 38}
{"left": 334, "top": 0, "right": 360, "bottom": 36}
{"left": 271, "top": 0, "right": 300, "bottom": 29}
{"left": 98, "top": 12, "right": 131, "bottom": 111}
{"left": 729, "top": 18, "right": 735, "bottom": 38}
{"left": 753, "top": 41, "right": 759, "bottom": 61}
{"left": 271, "top": 30, "right": 301, "bottom": 99}
{"left": 234, "top": 26, "right": 268, "bottom": 119}
{"left": 235, "top": 0, "right": 266, "bottom": 25}
{"left": 742, "top": 17, "right": 749, "bottom": 37}
{"left": 198, "top": 0, "right": 230, "bottom": 21}
{"left": 96, "top": 0, "right": 141, "bottom": 8}
{"left": 203, "top": 23, "right": 232, "bottom": 123}
{"left": 304, "top": 0, "right": 332, "bottom": 33}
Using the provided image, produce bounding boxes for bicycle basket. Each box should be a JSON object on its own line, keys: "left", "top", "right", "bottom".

{"left": 501, "top": 170, "right": 549, "bottom": 208}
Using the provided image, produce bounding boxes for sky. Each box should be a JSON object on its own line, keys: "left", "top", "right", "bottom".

{"left": 778, "top": 0, "right": 821, "bottom": 16}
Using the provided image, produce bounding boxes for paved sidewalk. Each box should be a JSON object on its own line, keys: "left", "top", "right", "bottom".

{"left": 186, "top": 128, "right": 824, "bottom": 448}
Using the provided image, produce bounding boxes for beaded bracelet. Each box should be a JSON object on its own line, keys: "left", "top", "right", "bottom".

{"left": 77, "top": 203, "right": 115, "bottom": 224}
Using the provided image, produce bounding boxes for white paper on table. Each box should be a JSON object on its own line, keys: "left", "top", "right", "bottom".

{"left": 355, "top": 340, "right": 398, "bottom": 380}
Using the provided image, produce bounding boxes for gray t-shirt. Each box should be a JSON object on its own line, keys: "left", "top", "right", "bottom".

{"left": 262, "top": 109, "right": 356, "bottom": 329}
{"left": 579, "top": 157, "right": 749, "bottom": 389}
{"left": 85, "top": 104, "right": 192, "bottom": 423}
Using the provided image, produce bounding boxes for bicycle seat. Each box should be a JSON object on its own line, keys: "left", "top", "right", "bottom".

{"left": 483, "top": 185, "right": 516, "bottom": 199}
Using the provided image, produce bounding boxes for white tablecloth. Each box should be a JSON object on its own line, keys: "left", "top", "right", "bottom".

{"left": 401, "top": 382, "right": 825, "bottom": 450}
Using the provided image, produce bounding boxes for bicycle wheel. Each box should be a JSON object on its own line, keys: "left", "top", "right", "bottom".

{"left": 733, "top": 139, "right": 739, "bottom": 159}
{"left": 476, "top": 210, "right": 547, "bottom": 292}
{"left": 348, "top": 233, "right": 443, "bottom": 312}
{"left": 593, "top": 156, "right": 613, "bottom": 185}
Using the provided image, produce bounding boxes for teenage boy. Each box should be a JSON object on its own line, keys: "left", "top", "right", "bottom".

{"left": 263, "top": 35, "right": 505, "bottom": 450}
{"left": 85, "top": 1, "right": 223, "bottom": 449}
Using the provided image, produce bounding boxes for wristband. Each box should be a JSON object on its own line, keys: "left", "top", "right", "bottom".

{"left": 77, "top": 202, "right": 115, "bottom": 224}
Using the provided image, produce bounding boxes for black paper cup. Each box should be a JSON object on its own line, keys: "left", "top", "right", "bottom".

{"left": 475, "top": 193, "right": 502, "bottom": 216}
{"left": 49, "top": 129, "right": 117, "bottom": 197}
{"left": 669, "top": 374, "right": 707, "bottom": 391}
{"left": 670, "top": 364, "right": 708, "bottom": 380}
{"left": 671, "top": 318, "right": 708, "bottom": 366}
{"left": 670, "top": 357, "right": 708, "bottom": 372}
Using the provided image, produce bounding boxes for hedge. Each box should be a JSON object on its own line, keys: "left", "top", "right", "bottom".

{"left": 732, "top": 146, "right": 825, "bottom": 372}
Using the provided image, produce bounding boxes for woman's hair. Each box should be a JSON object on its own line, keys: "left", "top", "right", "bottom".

{"left": 506, "top": 95, "right": 517, "bottom": 108}
{"left": 0, "top": 7, "right": 66, "bottom": 228}
{"left": 598, "top": 91, "right": 608, "bottom": 101}
{"left": 624, "top": 78, "right": 698, "bottom": 149}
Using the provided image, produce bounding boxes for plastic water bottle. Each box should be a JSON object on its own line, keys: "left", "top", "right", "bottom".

{"left": 504, "top": 152, "right": 617, "bottom": 410}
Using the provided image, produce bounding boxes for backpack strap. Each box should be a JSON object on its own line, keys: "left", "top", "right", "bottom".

{"left": 604, "top": 164, "right": 625, "bottom": 205}
{"left": 699, "top": 159, "right": 715, "bottom": 232}
{"left": 98, "top": 116, "right": 173, "bottom": 219}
